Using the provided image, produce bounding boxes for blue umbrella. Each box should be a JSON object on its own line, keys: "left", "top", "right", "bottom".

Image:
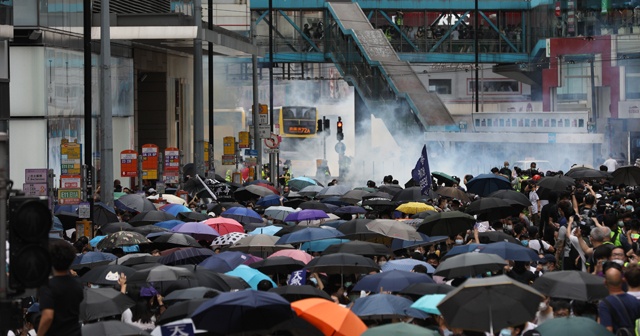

{"left": 221, "top": 207, "right": 264, "bottom": 224}
{"left": 321, "top": 220, "right": 347, "bottom": 229}
{"left": 301, "top": 238, "right": 350, "bottom": 252}
{"left": 333, "top": 206, "right": 367, "bottom": 215}
{"left": 248, "top": 225, "right": 282, "bottom": 236}
{"left": 52, "top": 216, "right": 64, "bottom": 231}
{"left": 465, "top": 174, "right": 512, "bottom": 197}
{"left": 442, "top": 243, "right": 486, "bottom": 260}
{"left": 381, "top": 259, "right": 436, "bottom": 273}
{"left": 54, "top": 204, "right": 79, "bottom": 213}
{"left": 225, "top": 265, "right": 276, "bottom": 289}
{"left": 353, "top": 270, "right": 434, "bottom": 293}
{"left": 160, "top": 204, "right": 192, "bottom": 216}
{"left": 410, "top": 294, "right": 447, "bottom": 315}
{"left": 350, "top": 294, "right": 428, "bottom": 320}
{"left": 199, "top": 251, "right": 260, "bottom": 273}
{"left": 288, "top": 176, "right": 318, "bottom": 191}
{"left": 89, "top": 235, "right": 107, "bottom": 247}
{"left": 284, "top": 209, "right": 329, "bottom": 222}
{"left": 256, "top": 194, "right": 286, "bottom": 207}
{"left": 276, "top": 227, "right": 345, "bottom": 245}
{"left": 190, "top": 290, "right": 293, "bottom": 334}
{"left": 71, "top": 251, "right": 117, "bottom": 268}
{"left": 321, "top": 196, "right": 351, "bottom": 207}
{"left": 478, "top": 241, "right": 539, "bottom": 261}
{"left": 391, "top": 233, "right": 449, "bottom": 251}
{"left": 154, "top": 219, "right": 185, "bottom": 230}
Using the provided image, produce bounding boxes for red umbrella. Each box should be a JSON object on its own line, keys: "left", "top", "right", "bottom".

{"left": 255, "top": 183, "right": 280, "bottom": 195}
{"left": 202, "top": 217, "right": 245, "bottom": 235}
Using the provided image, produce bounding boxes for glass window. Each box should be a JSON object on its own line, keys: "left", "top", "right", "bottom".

{"left": 557, "top": 60, "right": 588, "bottom": 101}
{"left": 429, "top": 79, "right": 451, "bottom": 94}
{"left": 623, "top": 56, "right": 640, "bottom": 99}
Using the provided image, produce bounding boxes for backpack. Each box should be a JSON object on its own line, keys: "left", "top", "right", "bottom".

{"left": 601, "top": 295, "right": 640, "bottom": 336}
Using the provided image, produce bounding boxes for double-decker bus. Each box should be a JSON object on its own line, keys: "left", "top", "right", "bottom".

{"left": 275, "top": 106, "right": 319, "bottom": 140}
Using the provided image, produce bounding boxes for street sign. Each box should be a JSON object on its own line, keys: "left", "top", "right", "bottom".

{"left": 60, "top": 175, "right": 82, "bottom": 189}
{"left": 164, "top": 147, "right": 180, "bottom": 171}
{"left": 266, "top": 148, "right": 280, "bottom": 154}
{"left": 61, "top": 143, "right": 82, "bottom": 175}
{"left": 238, "top": 132, "right": 250, "bottom": 149}
{"left": 58, "top": 189, "right": 82, "bottom": 205}
{"left": 164, "top": 172, "right": 180, "bottom": 184}
{"left": 25, "top": 169, "right": 48, "bottom": 183}
{"left": 78, "top": 202, "right": 90, "bottom": 219}
{"left": 142, "top": 144, "right": 159, "bottom": 180}
{"left": 335, "top": 141, "right": 346, "bottom": 154}
{"left": 223, "top": 137, "right": 236, "bottom": 155}
{"left": 23, "top": 183, "right": 47, "bottom": 196}
{"left": 259, "top": 125, "right": 270, "bottom": 139}
{"left": 120, "top": 150, "right": 138, "bottom": 177}
{"left": 244, "top": 149, "right": 258, "bottom": 156}
{"left": 222, "top": 154, "right": 236, "bottom": 166}
{"left": 263, "top": 133, "right": 281, "bottom": 149}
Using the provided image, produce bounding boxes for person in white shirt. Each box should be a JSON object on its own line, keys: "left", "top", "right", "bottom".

{"left": 603, "top": 156, "right": 618, "bottom": 172}
{"left": 527, "top": 181, "right": 541, "bottom": 226}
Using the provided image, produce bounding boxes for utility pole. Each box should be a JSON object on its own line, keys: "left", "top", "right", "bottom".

{"left": 207, "top": 0, "right": 215, "bottom": 178}
{"left": 194, "top": 0, "right": 205, "bottom": 176}
{"left": 100, "top": 0, "right": 114, "bottom": 206}
{"left": 83, "top": 0, "right": 93, "bottom": 224}
{"left": 268, "top": 0, "right": 277, "bottom": 186}
{"left": 252, "top": 21, "right": 262, "bottom": 180}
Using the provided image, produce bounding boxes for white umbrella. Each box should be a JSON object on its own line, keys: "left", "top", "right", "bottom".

{"left": 264, "top": 206, "right": 299, "bottom": 221}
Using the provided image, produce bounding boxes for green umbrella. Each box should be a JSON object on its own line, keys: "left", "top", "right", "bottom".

{"left": 535, "top": 316, "right": 614, "bottom": 336}
{"left": 362, "top": 323, "right": 439, "bottom": 336}
{"left": 432, "top": 171, "right": 458, "bottom": 186}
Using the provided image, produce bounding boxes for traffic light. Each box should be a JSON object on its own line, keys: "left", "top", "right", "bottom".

{"left": 337, "top": 117, "right": 344, "bottom": 141}
{"left": 317, "top": 119, "right": 323, "bottom": 133}
{"left": 323, "top": 118, "right": 330, "bottom": 135}
{"left": 9, "top": 197, "right": 52, "bottom": 290}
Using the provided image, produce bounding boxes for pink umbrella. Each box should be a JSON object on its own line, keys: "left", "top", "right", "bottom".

{"left": 201, "top": 217, "right": 245, "bottom": 235}
{"left": 269, "top": 249, "right": 314, "bottom": 264}
{"left": 171, "top": 222, "right": 220, "bottom": 241}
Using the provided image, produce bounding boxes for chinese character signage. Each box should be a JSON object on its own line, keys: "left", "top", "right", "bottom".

{"left": 142, "top": 144, "right": 159, "bottom": 180}
{"left": 120, "top": 150, "right": 138, "bottom": 177}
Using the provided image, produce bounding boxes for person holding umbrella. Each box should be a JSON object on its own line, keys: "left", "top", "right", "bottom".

{"left": 598, "top": 263, "right": 640, "bottom": 333}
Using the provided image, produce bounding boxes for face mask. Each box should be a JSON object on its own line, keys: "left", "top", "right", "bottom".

{"left": 267, "top": 220, "right": 274, "bottom": 225}
{"left": 344, "top": 282, "right": 353, "bottom": 288}
{"left": 618, "top": 221, "right": 625, "bottom": 227}
{"left": 521, "top": 240, "right": 529, "bottom": 247}
{"left": 626, "top": 205, "right": 634, "bottom": 211}
{"left": 90, "top": 284, "right": 100, "bottom": 289}
{"left": 506, "top": 225, "right": 513, "bottom": 231}
{"left": 378, "top": 261, "right": 387, "bottom": 266}
{"left": 455, "top": 239, "right": 464, "bottom": 245}
{"left": 612, "top": 259, "right": 625, "bottom": 266}
{"left": 539, "top": 302, "right": 548, "bottom": 311}
{"left": 500, "top": 329, "right": 512, "bottom": 336}
{"left": 542, "top": 266, "right": 549, "bottom": 272}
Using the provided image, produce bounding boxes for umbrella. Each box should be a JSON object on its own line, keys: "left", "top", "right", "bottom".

{"left": 177, "top": 211, "right": 209, "bottom": 222}
{"left": 537, "top": 175, "right": 575, "bottom": 192}
{"left": 155, "top": 193, "right": 188, "bottom": 205}
{"left": 128, "top": 265, "right": 195, "bottom": 283}
{"left": 362, "top": 323, "right": 439, "bottom": 336}
{"left": 163, "top": 287, "right": 219, "bottom": 304}
{"left": 362, "top": 197, "right": 397, "bottom": 210}
{"left": 126, "top": 225, "right": 168, "bottom": 236}
{"left": 362, "top": 191, "right": 393, "bottom": 200}
{"left": 378, "top": 184, "right": 403, "bottom": 196}
{"left": 191, "top": 290, "right": 294, "bottom": 334}
{"left": 350, "top": 293, "right": 422, "bottom": 320}
{"left": 157, "top": 299, "right": 208, "bottom": 325}
{"left": 248, "top": 225, "right": 282, "bottom": 235}
{"left": 79, "top": 287, "right": 135, "bottom": 321}
{"left": 81, "top": 320, "right": 149, "bottom": 336}
{"left": 153, "top": 219, "right": 185, "bottom": 230}
{"left": 365, "top": 219, "right": 423, "bottom": 241}
{"left": 396, "top": 202, "right": 435, "bottom": 215}
{"left": 411, "top": 293, "right": 447, "bottom": 315}
{"left": 97, "top": 231, "right": 151, "bottom": 250}
{"left": 322, "top": 241, "right": 390, "bottom": 256}
{"left": 380, "top": 259, "right": 436, "bottom": 273}
{"left": 612, "top": 165, "right": 640, "bottom": 186}
{"left": 466, "top": 197, "right": 518, "bottom": 220}
{"left": 284, "top": 209, "right": 330, "bottom": 222}
{"left": 465, "top": 174, "right": 512, "bottom": 197}
{"left": 277, "top": 227, "right": 344, "bottom": 244}
{"left": 392, "top": 187, "right": 437, "bottom": 202}
{"left": 353, "top": 269, "right": 434, "bottom": 293}
{"left": 269, "top": 249, "right": 314, "bottom": 264}
{"left": 333, "top": 206, "right": 367, "bottom": 215}
{"left": 157, "top": 247, "right": 215, "bottom": 266}
{"left": 339, "top": 189, "right": 372, "bottom": 204}
{"left": 170, "top": 222, "right": 220, "bottom": 240}
{"left": 210, "top": 232, "right": 247, "bottom": 246}
{"left": 149, "top": 232, "right": 201, "bottom": 248}
{"left": 110, "top": 253, "right": 160, "bottom": 266}
{"left": 304, "top": 253, "right": 380, "bottom": 274}
{"left": 432, "top": 171, "right": 459, "bottom": 187}
{"left": 249, "top": 256, "right": 305, "bottom": 274}
{"left": 391, "top": 233, "right": 448, "bottom": 251}
{"left": 79, "top": 264, "right": 136, "bottom": 285}
{"left": 435, "top": 186, "right": 470, "bottom": 202}
{"left": 93, "top": 202, "right": 119, "bottom": 227}
{"left": 434, "top": 253, "right": 507, "bottom": 278}
{"left": 441, "top": 243, "right": 486, "bottom": 260}
{"left": 264, "top": 206, "right": 299, "bottom": 221}
{"left": 171, "top": 266, "right": 251, "bottom": 292}
{"left": 478, "top": 241, "right": 539, "bottom": 261}
{"left": 159, "top": 203, "right": 191, "bottom": 217}
{"left": 289, "top": 176, "right": 319, "bottom": 191}
{"left": 417, "top": 211, "right": 476, "bottom": 237}
{"left": 532, "top": 270, "right": 609, "bottom": 301}
{"left": 99, "top": 221, "right": 133, "bottom": 234}
{"left": 54, "top": 210, "right": 78, "bottom": 230}
{"left": 71, "top": 251, "right": 117, "bottom": 269}
{"left": 220, "top": 207, "right": 264, "bottom": 224}
{"left": 129, "top": 211, "right": 177, "bottom": 227}
{"left": 535, "top": 316, "right": 614, "bottom": 336}
{"left": 316, "top": 185, "right": 351, "bottom": 199}
{"left": 478, "top": 231, "right": 520, "bottom": 244}
{"left": 437, "top": 275, "right": 544, "bottom": 333}
{"left": 299, "top": 201, "right": 332, "bottom": 212}
{"left": 566, "top": 167, "right": 611, "bottom": 179}
{"left": 249, "top": 183, "right": 279, "bottom": 195}
{"left": 199, "top": 251, "right": 261, "bottom": 273}
{"left": 301, "top": 238, "right": 350, "bottom": 252}
{"left": 114, "top": 194, "right": 156, "bottom": 213}
{"left": 488, "top": 189, "right": 532, "bottom": 207}
{"left": 269, "top": 285, "right": 332, "bottom": 302}
{"left": 229, "top": 234, "right": 293, "bottom": 256}
{"left": 337, "top": 219, "right": 379, "bottom": 239}
{"left": 291, "top": 298, "right": 367, "bottom": 336}
{"left": 399, "top": 283, "right": 454, "bottom": 298}
{"left": 321, "top": 196, "right": 351, "bottom": 207}
{"left": 257, "top": 194, "right": 286, "bottom": 207}
{"left": 299, "top": 185, "right": 324, "bottom": 197}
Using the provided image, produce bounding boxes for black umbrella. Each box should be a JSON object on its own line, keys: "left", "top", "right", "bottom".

{"left": 81, "top": 320, "right": 149, "bottom": 336}
{"left": 339, "top": 189, "right": 372, "bottom": 204}
{"left": 378, "top": 184, "right": 403, "bottom": 196}
{"left": 79, "top": 288, "right": 135, "bottom": 321}
{"left": 434, "top": 253, "right": 508, "bottom": 278}
{"left": 322, "top": 241, "right": 391, "bottom": 256}
{"left": 126, "top": 225, "right": 169, "bottom": 236}
{"left": 93, "top": 202, "right": 119, "bottom": 227}
{"left": 116, "top": 254, "right": 161, "bottom": 267}
{"left": 361, "top": 198, "right": 397, "bottom": 210}
{"left": 156, "top": 299, "right": 208, "bottom": 325}
{"left": 537, "top": 175, "right": 575, "bottom": 192}
{"left": 532, "top": 270, "right": 608, "bottom": 301}
{"left": 99, "top": 222, "right": 133, "bottom": 234}
{"left": 149, "top": 232, "right": 201, "bottom": 248}
{"left": 128, "top": 211, "right": 176, "bottom": 227}
{"left": 189, "top": 267, "right": 251, "bottom": 291}
{"left": 566, "top": 167, "right": 611, "bottom": 179}
{"left": 269, "top": 285, "right": 332, "bottom": 302}
{"left": 128, "top": 265, "right": 195, "bottom": 283}
{"left": 304, "top": 253, "right": 380, "bottom": 274}
{"left": 114, "top": 194, "right": 156, "bottom": 213}
{"left": 336, "top": 219, "right": 379, "bottom": 240}
{"left": 249, "top": 256, "right": 305, "bottom": 274}
{"left": 398, "top": 282, "right": 454, "bottom": 299}
{"left": 465, "top": 174, "right": 512, "bottom": 197}
{"left": 435, "top": 186, "right": 470, "bottom": 203}
{"left": 54, "top": 210, "right": 78, "bottom": 230}
{"left": 79, "top": 264, "right": 136, "bottom": 286}
{"left": 177, "top": 211, "right": 208, "bottom": 222}
{"left": 612, "top": 165, "right": 640, "bottom": 186}
{"left": 163, "top": 286, "right": 220, "bottom": 304}
{"left": 466, "top": 197, "right": 518, "bottom": 221}
{"left": 299, "top": 201, "right": 332, "bottom": 212}
{"left": 478, "top": 231, "right": 520, "bottom": 244}
{"left": 96, "top": 231, "right": 151, "bottom": 250}
{"left": 284, "top": 199, "right": 306, "bottom": 208}
{"left": 488, "top": 189, "right": 532, "bottom": 207}
{"left": 362, "top": 191, "right": 393, "bottom": 201}
{"left": 392, "top": 187, "right": 437, "bottom": 202}
{"left": 233, "top": 187, "right": 262, "bottom": 202}
{"left": 157, "top": 247, "right": 215, "bottom": 266}
{"left": 418, "top": 211, "right": 476, "bottom": 237}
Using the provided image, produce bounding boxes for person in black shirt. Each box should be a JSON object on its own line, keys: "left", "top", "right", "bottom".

{"left": 540, "top": 191, "right": 559, "bottom": 246}
{"left": 37, "top": 240, "right": 84, "bottom": 336}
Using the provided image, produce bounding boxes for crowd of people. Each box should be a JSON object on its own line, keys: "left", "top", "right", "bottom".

{"left": 6, "top": 158, "right": 640, "bottom": 336}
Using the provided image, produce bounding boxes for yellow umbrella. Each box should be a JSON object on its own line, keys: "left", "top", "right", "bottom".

{"left": 396, "top": 202, "right": 435, "bottom": 215}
